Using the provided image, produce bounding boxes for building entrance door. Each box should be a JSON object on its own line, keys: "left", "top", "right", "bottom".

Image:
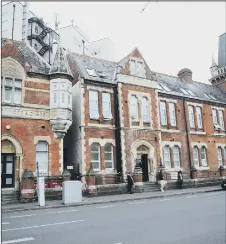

{"left": 141, "top": 154, "right": 149, "bottom": 182}
{"left": 1, "top": 154, "right": 15, "bottom": 188}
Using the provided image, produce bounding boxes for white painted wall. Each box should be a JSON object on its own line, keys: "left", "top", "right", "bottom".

{"left": 59, "top": 26, "right": 89, "bottom": 55}
{"left": 87, "top": 38, "right": 115, "bottom": 61}
{"left": 1, "top": 2, "right": 24, "bottom": 40}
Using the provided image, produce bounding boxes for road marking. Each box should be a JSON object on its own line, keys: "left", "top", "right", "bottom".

{"left": 10, "top": 214, "right": 37, "bottom": 219}
{"left": 129, "top": 201, "right": 146, "bottom": 205}
{"left": 96, "top": 205, "right": 115, "bottom": 209}
{"left": 2, "top": 237, "right": 35, "bottom": 243}
{"left": 186, "top": 195, "right": 197, "bottom": 198}
{"left": 2, "top": 222, "right": 10, "bottom": 225}
{"left": 2, "top": 220, "right": 84, "bottom": 232}
{"left": 160, "top": 198, "right": 172, "bottom": 201}
{"left": 57, "top": 209, "right": 78, "bottom": 213}
{"left": 114, "top": 243, "right": 123, "bottom": 244}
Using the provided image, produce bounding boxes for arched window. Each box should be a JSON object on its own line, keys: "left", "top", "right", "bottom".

{"left": 141, "top": 97, "right": 149, "bottom": 122}
{"left": 91, "top": 143, "right": 100, "bottom": 171}
{"left": 36, "top": 141, "right": 48, "bottom": 175}
{"left": 193, "top": 146, "right": 199, "bottom": 168}
{"left": 217, "top": 147, "right": 223, "bottom": 167}
{"left": 163, "top": 146, "right": 171, "bottom": 169}
{"left": 173, "top": 146, "right": 180, "bottom": 168}
{"left": 130, "top": 95, "right": 138, "bottom": 121}
{"left": 104, "top": 143, "right": 114, "bottom": 170}
{"left": 201, "top": 146, "right": 208, "bottom": 167}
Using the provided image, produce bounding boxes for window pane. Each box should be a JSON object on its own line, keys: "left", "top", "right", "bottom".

{"left": 5, "top": 77, "right": 13, "bottom": 87}
{"left": 201, "top": 147, "right": 207, "bottom": 166}
{"left": 54, "top": 92, "right": 57, "bottom": 104}
{"left": 142, "top": 97, "right": 149, "bottom": 122}
{"left": 91, "top": 143, "right": 99, "bottom": 152}
{"left": 36, "top": 142, "right": 48, "bottom": 151}
{"left": 219, "top": 110, "right": 225, "bottom": 129}
{"left": 163, "top": 146, "right": 171, "bottom": 168}
{"left": 105, "top": 161, "right": 113, "bottom": 169}
{"left": 217, "top": 147, "right": 223, "bottom": 166}
{"left": 14, "top": 89, "right": 22, "bottom": 104}
{"left": 89, "top": 91, "right": 99, "bottom": 119}
{"left": 62, "top": 92, "right": 65, "bottom": 104}
{"left": 193, "top": 147, "right": 199, "bottom": 167}
{"left": 104, "top": 144, "right": 112, "bottom": 152}
{"left": 91, "top": 161, "right": 99, "bottom": 170}
{"left": 130, "top": 96, "right": 138, "bottom": 120}
{"left": 36, "top": 142, "right": 48, "bottom": 174}
{"left": 160, "top": 102, "right": 167, "bottom": 125}
{"left": 196, "top": 107, "right": 203, "bottom": 129}
{"left": 14, "top": 79, "right": 22, "bottom": 88}
{"left": 104, "top": 153, "right": 112, "bottom": 161}
{"left": 4, "top": 87, "right": 12, "bottom": 102}
{"left": 91, "top": 152, "right": 99, "bottom": 161}
{"left": 102, "top": 93, "right": 111, "bottom": 118}
{"left": 212, "top": 109, "right": 218, "bottom": 124}
{"left": 188, "top": 106, "right": 195, "bottom": 127}
{"left": 130, "top": 60, "right": 136, "bottom": 74}
{"left": 169, "top": 103, "right": 176, "bottom": 126}
{"left": 173, "top": 146, "right": 180, "bottom": 168}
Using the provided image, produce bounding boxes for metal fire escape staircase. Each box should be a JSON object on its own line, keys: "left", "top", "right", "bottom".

{"left": 28, "top": 17, "right": 52, "bottom": 56}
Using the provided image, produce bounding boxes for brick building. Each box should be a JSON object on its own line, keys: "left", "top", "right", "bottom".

{"left": 1, "top": 38, "right": 72, "bottom": 194}
{"left": 65, "top": 47, "right": 226, "bottom": 183}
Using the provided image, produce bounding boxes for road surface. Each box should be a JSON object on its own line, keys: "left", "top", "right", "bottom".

{"left": 2, "top": 191, "right": 226, "bottom": 244}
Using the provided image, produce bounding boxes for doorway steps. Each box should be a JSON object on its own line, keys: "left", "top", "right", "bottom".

{"left": 1, "top": 190, "right": 20, "bottom": 205}
{"left": 143, "top": 182, "right": 160, "bottom": 192}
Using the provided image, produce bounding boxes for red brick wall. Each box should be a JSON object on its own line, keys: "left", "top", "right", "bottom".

{"left": 24, "top": 90, "right": 49, "bottom": 106}
{"left": 2, "top": 118, "right": 61, "bottom": 175}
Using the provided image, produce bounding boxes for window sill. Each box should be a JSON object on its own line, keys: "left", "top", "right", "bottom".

{"left": 196, "top": 166, "right": 210, "bottom": 171}
{"left": 165, "top": 167, "right": 183, "bottom": 172}
{"left": 190, "top": 131, "right": 206, "bottom": 135}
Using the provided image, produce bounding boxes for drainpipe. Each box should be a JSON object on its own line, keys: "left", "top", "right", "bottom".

{"left": 182, "top": 98, "right": 192, "bottom": 171}
{"left": 12, "top": 4, "right": 16, "bottom": 40}
{"left": 112, "top": 65, "right": 122, "bottom": 173}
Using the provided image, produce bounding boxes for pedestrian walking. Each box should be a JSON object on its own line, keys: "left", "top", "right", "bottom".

{"left": 178, "top": 171, "right": 183, "bottom": 189}
{"left": 159, "top": 170, "right": 165, "bottom": 192}
{"left": 127, "top": 172, "right": 134, "bottom": 194}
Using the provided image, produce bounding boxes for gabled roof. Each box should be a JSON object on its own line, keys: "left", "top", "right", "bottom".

{"left": 67, "top": 52, "right": 117, "bottom": 84}
{"left": 118, "top": 47, "right": 154, "bottom": 80}
{"left": 1, "top": 38, "right": 50, "bottom": 75}
{"left": 156, "top": 72, "right": 226, "bottom": 105}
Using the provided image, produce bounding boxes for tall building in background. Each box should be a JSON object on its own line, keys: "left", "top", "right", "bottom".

{"left": 209, "top": 32, "right": 226, "bottom": 92}
{"left": 1, "top": 1, "right": 60, "bottom": 65}
{"left": 1, "top": 1, "right": 115, "bottom": 62}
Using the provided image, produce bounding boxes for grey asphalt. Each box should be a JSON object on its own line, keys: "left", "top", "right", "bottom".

{"left": 2, "top": 185, "right": 222, "bottom": 213}
{"left": 2, "top": 191, "right": 226, "bottom": 244}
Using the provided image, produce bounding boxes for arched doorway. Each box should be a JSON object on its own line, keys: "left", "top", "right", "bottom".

{"left": 1, "top": 140, "right": 16, "bottom": 188}
{"left": 131, "top": 140, "right": 156, "bottom": 182}
{"left": 1, "top": 134, "right": 23, "bottom": 189}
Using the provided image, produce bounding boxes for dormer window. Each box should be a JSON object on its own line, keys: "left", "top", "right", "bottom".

{"left": 86, "top": 68, "right": 98, "bottom": 77}
{"left": 129, "top": 59, "right": 144, "bottom": 77}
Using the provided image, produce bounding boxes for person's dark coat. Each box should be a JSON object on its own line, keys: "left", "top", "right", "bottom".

{"left": 178, "top": 171, "right": 183, "bottom": 188}
{"left": 159, "top": 171, "right": 164, "bottom": 181}
{"left": 127, "top": 174, "right": 134, "bottom": 193}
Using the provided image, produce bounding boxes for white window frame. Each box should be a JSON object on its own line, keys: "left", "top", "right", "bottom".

{"left": 130, "top": 95, "right": 138, "bottom": 121}
{"left": 163, "top": 146, "right": 171, "bottom": 169}
{"left": 212, "top": 109, "right": 218, "bottom": 125}
{"left": 173, "top": 146, "right": 180, "bottom": 168}
{"left": 196, "top": 106, "right": 203, "bottom": 129}
{"left": 188, "top": 105, "right": 195, "bottom": 128}
{"left": 104, "top": 143, "right": 114, "bottom": 171}
{"left": 129, "top": 59, "right": 144, "bottom": 77}
{"left": 169, "top": 102, "right": 176, "bottom": 126}
{"left": 102, "top": 93, "right": 112, "bottom": 120}
{"left": 193, "top": 146, "right": 199, "bottom": 168}
{"left": 201, "top": 146, "right": 208, "bottom": 167}
{"left": 141, "top": 97, "right": 150, "bottom": 122}
{"left": 2, "top": 77, "right": 22, "bottom": 104}
{"left": 36, "top": 141, "right": 48, "bottom": 175}
{"left": 91, "top": 143, "right": 100, "bottom": 171}
{"left": 160, "top": 101, "right": 167, "bottom": 126}
{"left": 217, "top": 147, "right": 223, "bottom": 167}
{"left": 218, "top": 110, "right": 225, "bottom": 130}
{"left": 89, "top": 90, "right": 99, "bottom": 120}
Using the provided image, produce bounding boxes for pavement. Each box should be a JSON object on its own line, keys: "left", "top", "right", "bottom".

{"left": 2, "top": 185, "right": 223, "bottom": 213}
{"left": 1, "top": 190, "right": 226, "bottom": 244}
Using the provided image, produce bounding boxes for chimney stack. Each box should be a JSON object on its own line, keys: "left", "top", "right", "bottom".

{"left": 177, "top": 68, "right": 193, "bottom": 82}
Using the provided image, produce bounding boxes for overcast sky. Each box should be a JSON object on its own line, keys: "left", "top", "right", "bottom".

{"left": 29, "top": 1, "right": 225, "bottom": 83}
